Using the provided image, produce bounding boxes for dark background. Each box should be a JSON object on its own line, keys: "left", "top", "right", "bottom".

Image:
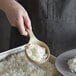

{"left": 0, "top": 10, "right": 11, "bottom": 52}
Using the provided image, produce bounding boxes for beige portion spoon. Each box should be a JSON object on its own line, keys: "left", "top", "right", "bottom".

{"left": 25, "top": 29, "right": 50, "bottom": 64}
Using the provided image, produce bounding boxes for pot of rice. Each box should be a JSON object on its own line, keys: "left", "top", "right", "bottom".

{"left": 0, "top": 45, "right": 61, "bottom": 76}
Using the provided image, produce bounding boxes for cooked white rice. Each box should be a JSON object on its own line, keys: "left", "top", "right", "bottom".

{"left": 0, "top": 52, "right": 59, "bottom": 76}
{"left": 68, "top": 56, "right": 76, "bottom": 73}
{"left": 26, "top": 44, "right": 48, "bottom": 62}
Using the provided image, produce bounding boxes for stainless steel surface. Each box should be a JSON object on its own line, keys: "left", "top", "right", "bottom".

{"left": 0, "top": 44, "right": 61, "bottom": 76}
{"left": 0, "top": 45, "right": 25, "bottom": 61}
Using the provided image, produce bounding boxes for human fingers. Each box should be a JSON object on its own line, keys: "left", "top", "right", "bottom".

{"left": 16, "top": 16, "right": 28, "bottom": 36}
{"left": 23, "top": 11, "right": 32, "bottom": 30}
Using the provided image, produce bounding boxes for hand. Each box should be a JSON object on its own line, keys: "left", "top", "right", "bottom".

{"left": 1, "top": 0, "right": 32, "bottom": 36}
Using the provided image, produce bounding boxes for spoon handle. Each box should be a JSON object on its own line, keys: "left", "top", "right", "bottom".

{"left": 27, "top": 29, "right": 37, "bottom": 43}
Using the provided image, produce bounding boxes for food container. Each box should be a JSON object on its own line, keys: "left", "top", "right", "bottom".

{"left": 0, "top": 44, "right": 61, "bottom": 76}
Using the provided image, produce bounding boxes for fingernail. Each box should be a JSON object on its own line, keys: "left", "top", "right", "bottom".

{"left": 21, "top": 32, "right": 27, "bottom": 36}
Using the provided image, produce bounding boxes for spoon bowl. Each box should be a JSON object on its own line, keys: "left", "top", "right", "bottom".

{"left": 25, "top": 29, "right": 50, "bottom": 64}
